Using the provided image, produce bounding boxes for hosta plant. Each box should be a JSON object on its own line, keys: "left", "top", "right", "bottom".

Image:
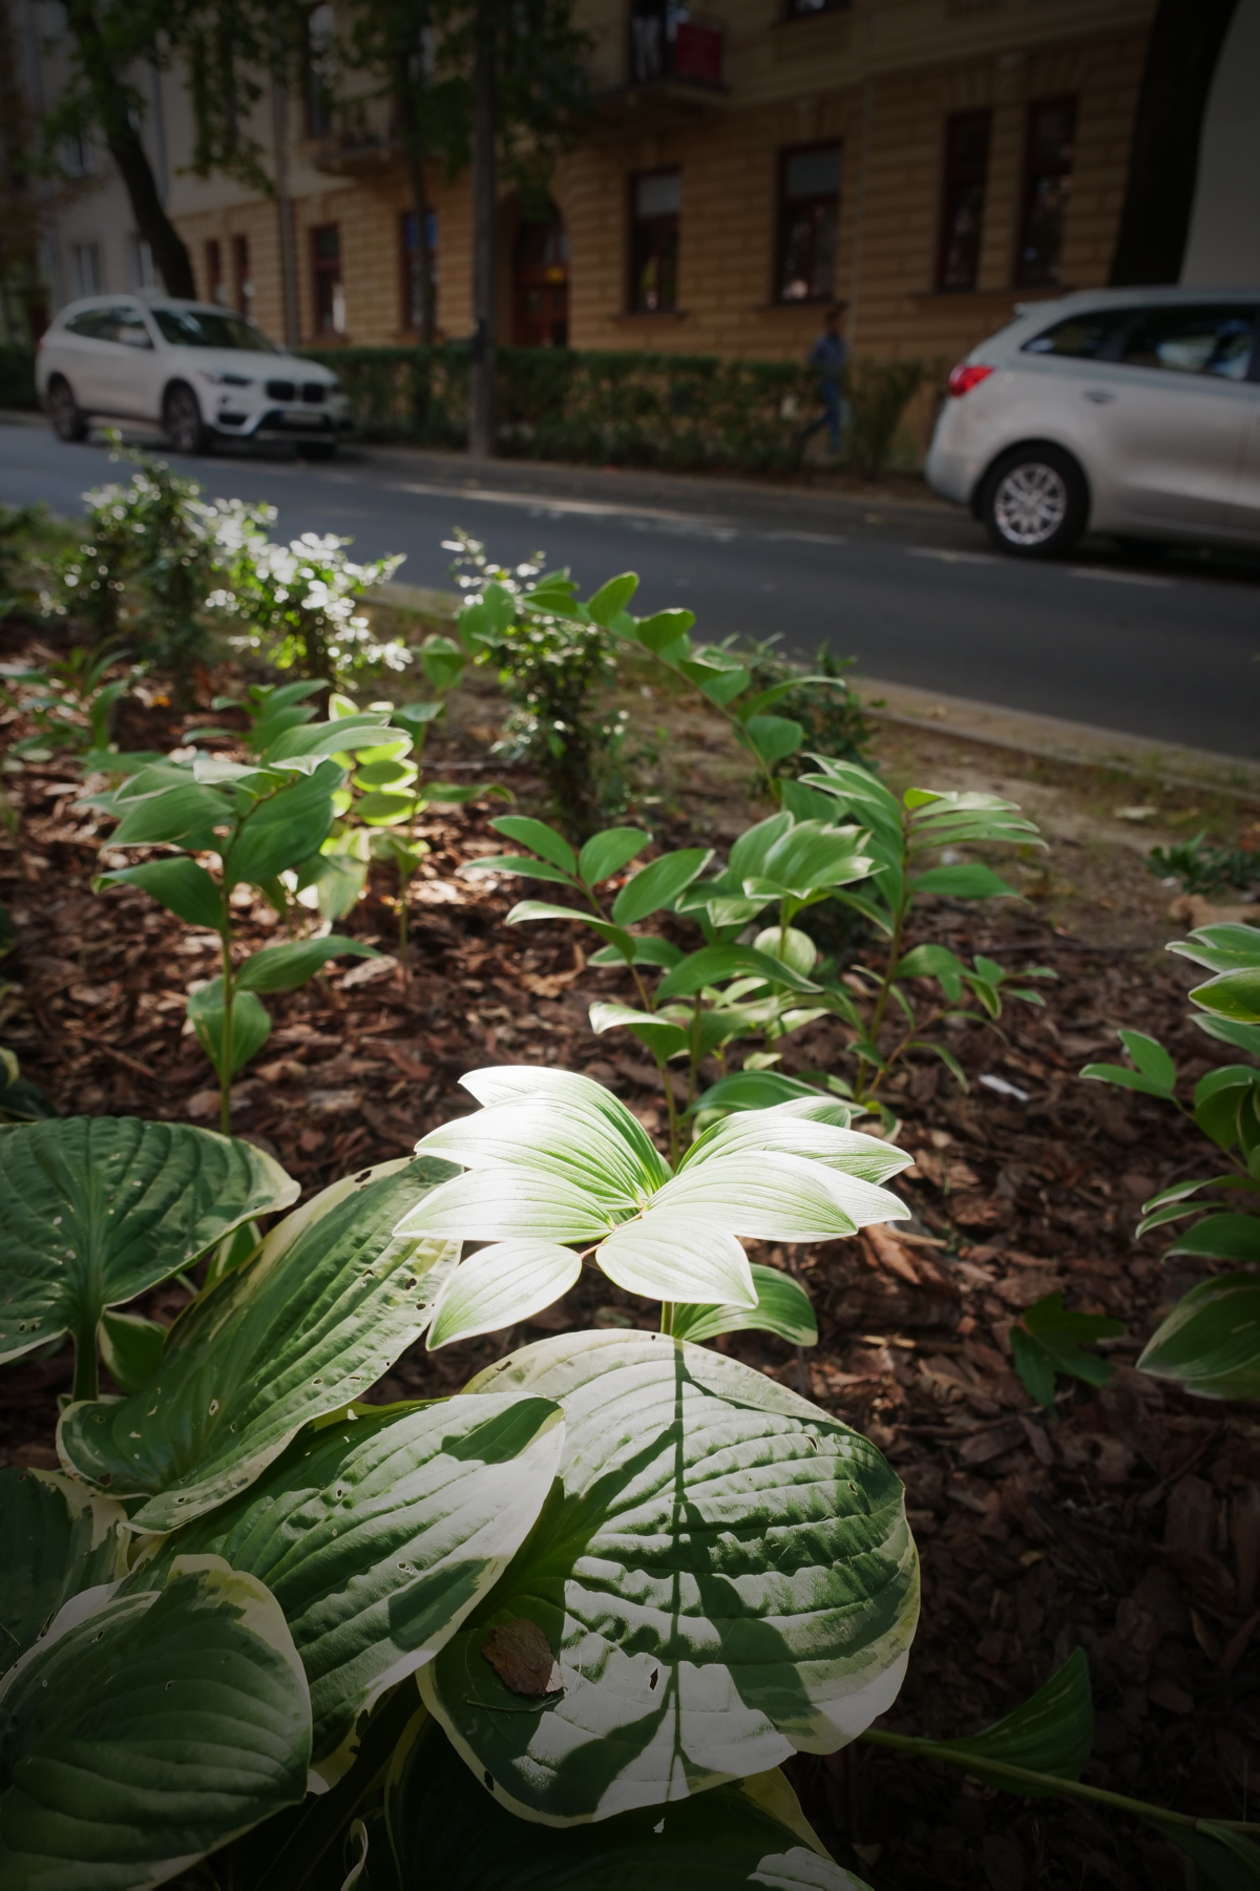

{"left": 90, "top": 708, "right": 409, "bottom": 1129}
{"left": 1080, "top": 920, "right": 1260, "bottom": 1400}
{"left": 3, "top": 1082, "right": 1252, "bottom": 1889}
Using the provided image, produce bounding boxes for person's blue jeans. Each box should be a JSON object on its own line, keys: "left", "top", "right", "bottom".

{"left": 799, "top": 380, "right": 844, "bottom": 453}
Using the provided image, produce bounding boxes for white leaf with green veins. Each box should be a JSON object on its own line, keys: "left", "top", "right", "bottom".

{"left": 396, "top": 1166, "right": 617, "bottom": 1246}
{"left": 131, "top": 1397, "right": 564, "bottom": 1776}
{"left": 0, "top": 1558, "right": 311, "bottom": 1891}
{"left": 682, "top": 1099, "right": 911, "bottom": 1186}
{"left": 458, "top": 1066, "right": 670, "bottom": 1187}
{"left": 415, "top": 1095, "right": 662, "bottom": 1204}
{"left": 428, "top": 1241, "right": 583, "bottom": 1347}
{"left": 57, "top": 1158, "right": 459, "bottom": 1533}
{"left": 595, "top": 1210, "right": 757, "bottom": 1307}
{"left": 650, "top": 1152, "right": 907, "bottom": 1241}
{"left": 0, "top": 1117, "right": 297, "bottom": 1366}
{"left": 420, "top": 1332, "right": 918, "bottom": 1825}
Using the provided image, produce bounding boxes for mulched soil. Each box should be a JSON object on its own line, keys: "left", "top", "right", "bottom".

{"left": 2, "top": 625, "right": 1256, "bottom": 1891}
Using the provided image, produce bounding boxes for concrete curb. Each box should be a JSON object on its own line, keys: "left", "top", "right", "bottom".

{"left": 375, "top": 581, "right": 1260, "bottom": 801}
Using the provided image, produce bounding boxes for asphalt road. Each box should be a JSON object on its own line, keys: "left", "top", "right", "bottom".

{"left": 2, "top": 420, "right": 1257, "bottom": 760}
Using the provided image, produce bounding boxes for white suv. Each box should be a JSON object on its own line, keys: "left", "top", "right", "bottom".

{"left": 36, "top": 296, "right": 352, "bottom": 459}
{"left": 926, "top": 287, "right": 1260, "bottom": 557}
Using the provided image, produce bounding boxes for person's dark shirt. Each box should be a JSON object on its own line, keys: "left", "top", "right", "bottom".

{"left": 809, "top": 332, "right": 847, "bottom": 383}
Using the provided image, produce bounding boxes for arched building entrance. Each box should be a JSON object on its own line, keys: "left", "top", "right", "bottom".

{"left": 511, "top": 206, "right": 569, "bottom": 347}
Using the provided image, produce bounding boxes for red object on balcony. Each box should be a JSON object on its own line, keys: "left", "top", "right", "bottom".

{"left": 673, "top": 21, "right": 722, "bottom": 84}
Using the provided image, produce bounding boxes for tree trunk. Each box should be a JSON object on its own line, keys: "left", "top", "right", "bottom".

{"left": 1109, "top": 0, "right": 1239, "bottom": 286}
{"left": 393, "top": 76, "right": 438, "bottom": 346}
{"left": 64, "top": 0, "right": 196, "bottom": 297}
{"left": 468, "top": 0, "right": 497, "bottom": 458}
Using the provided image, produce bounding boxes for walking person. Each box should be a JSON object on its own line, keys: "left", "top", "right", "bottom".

{"left": 797, "top": 304, "right": 848, "bottom": 458}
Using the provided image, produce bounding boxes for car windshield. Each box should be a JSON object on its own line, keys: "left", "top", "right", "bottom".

{"left": 151, "top": 308, "right": 280, "bottom": 353}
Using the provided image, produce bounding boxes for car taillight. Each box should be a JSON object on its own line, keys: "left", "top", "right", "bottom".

{"left": 947, "top": 362, "right": 995, "bottom": 397}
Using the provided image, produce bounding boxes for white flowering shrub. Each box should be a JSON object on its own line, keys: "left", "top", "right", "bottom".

{"left": 214, "top": 531, "right": 407, "bottom": 688}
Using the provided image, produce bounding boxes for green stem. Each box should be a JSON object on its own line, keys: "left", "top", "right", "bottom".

{"left": 72, "top": 1313, "right": 99, "bottom": 1403}
{"left": 861, "top": 1730, "right": 1260, "bottom": 1837}
{"left": 659, "top": 1301, "right": 676, "bottom": 1337}
{"left": 218, "top": 920, "right": 235, "bottom": 1137}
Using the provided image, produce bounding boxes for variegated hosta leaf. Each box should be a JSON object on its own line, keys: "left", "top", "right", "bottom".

{"left": 133, "top": 1396, "right": 564, "bottom": 1775}
{"left": 0, "top": 1559, "right": 311, "bottom": 1891}
{"left": 1, "top": 1468, "right": 130, "bottom": 1667}
{"left": 421, "top": 1332, "right": 919, "bottom": 1824}
{"left": 0, "top": 1116, "right": 298, "bottom": 1365}
{"left": 387, "top": 1716, "right": 871, "bottom": 1889}
{"left": 57, "top": 1158, "right": 459, "bottom": 1533}
{"left": 681, "top": 1098, "right": 911, "bottom": 1187}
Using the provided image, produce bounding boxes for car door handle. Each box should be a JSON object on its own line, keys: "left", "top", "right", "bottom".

{"left": 1082, "top": 388, "right": 1116, "bottom": 404}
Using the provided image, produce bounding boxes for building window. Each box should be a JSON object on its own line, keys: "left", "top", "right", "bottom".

{"left": 310, "top": 222, "right": 344, "bottom": 334}
{"left": 1015, "top": 97, "right": 1076, "bottom": 289}
{"left": 59, "top": 129, "right": 94, "bottom": 177}
{"left": 130, "top": 235, "right": 156, "bottom": 289}
{"left": 628, "top": 169, "right": 680, "bottom": 313}
{"left": 205, "top": 238, "right": 223, "bottom": 303}
{"left": 777, "top": 143, "right": 840, "bottom": 303}
{"left": 399, "top": 209, "right": 439, "bottom": 331}
{"left": 70, "top": 240, "right": 101, "bottom": 296}
{"left": 302, "top": 3, "right": 335, "bottom": 139}
{"left": 232, "top": 234, "right": 252, "bottom": 317}
{"left": 782, "top": 0, "right": 848, "bottom": 17}
{"left": 936, "top": 110, "right": 991, "bottom": 292}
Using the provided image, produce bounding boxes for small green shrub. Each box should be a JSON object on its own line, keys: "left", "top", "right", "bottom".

{"left": 843, "top": 358, "right": 926, "bottom": 481}
{"left": 1149, "top": 830, "right": 1260, "bottom": 897}
{"left": 215, "top": 529, "right": 406, "bottom": 689}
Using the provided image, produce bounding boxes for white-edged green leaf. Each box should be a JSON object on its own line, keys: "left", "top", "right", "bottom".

{"left": 237, "top": 936, "right": 377, "bottom": 994}
{"left": 1138, "top": 1273, "right": 1260, "bottom": 1399}
{"left": 672, "top": 1264, "right": 818, "bottom": 1347}
{"left": 1164, "top": 1213, "right": 1260, "bottom": 1264}
{"left": 651, "top": 1152, "right": 906, "bottom": 1241}
{"left": 457, "top": 1067, "right": 670, "bottom": 1189}
{"left": 397, "top": 1167, "right": 619, "bottom": 1247}
{"left": 188, "top": 979, "right": 272, "bottom": 1081}
{"left": 389, "top": 1721, "right": 867, "bottom": 1888}
{"left": 420, "top": 1331, "right": 918, "bottom": 1823}
{"left": 1192, "top": 968, "right": 1260, "bottom": 1024}
{"left": 0, "top": 1117, "right": 296, "bottom": 1366}
{"left": 1, "top": 1468, "right": 130, "bottom": 1665}
{"left": 132, "top": 1397, "right": 564, "bottom": 1772}
{"left": 415, "top": 1093, "right": 663, "bottom": 1204}
{"left": 1169, "top": 923, "right": 1260, "bottom": 977}
{"left": 57, "top": 1158, "right": 459, "bottom": 1532}
{"left": 506, "top": 900, "right": 636, "bottom": 960}
{"left": 694, "top": 1071, "right": 834, "bottom": 1115}
{"left": 1080, "top": 1061, "right": 1175, "bottom": 1100}
{"left": 681, "top": 1099, "right": 911, "bottom": 1187}
{"left": 751, "top": 925, "right": 819, "bottom": 977}
{"left": 578, "top": 827, "right": 651, "bottom": 887}
{"left": 908, "top": 864, "right": 1015, "bottom": 899}
{"left": 595, "top": 1211, "right": 757, "bottom": 1307}
{"left": 96, "top": 858, "right": 225, "bottom": 931}
{"left": 462, "top": 853, "right": 576, "bottom": 885}
{"left": 1115, "top": 1029, "right": 1177, "bottom": 1095}
{"left": 611, "top": 848, "right": 712, "bottom": 926}
{"left": 588, "top": 1002, "right": 690, "bottom": 1061}
{"left": 428, "top": 1243, "right": 582, "bottom": 1348}
{"left": 0, "top": 1559, "right": 311, "bottom": 1891}
{"left": 657, "top": 945, "right": 820, "bottom": 1003}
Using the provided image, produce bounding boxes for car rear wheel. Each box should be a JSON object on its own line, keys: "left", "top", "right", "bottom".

{"left": 163, "top": 383, "right": 209, "bottom": 455}
{"left": 295, "top": 440, "right": 338, "bottom": 462}
{"left": 47, "top": 378, "right": 88, "bottom": 443}
{"left": 980, "top": 446, "right": 1087, "bottom": 559}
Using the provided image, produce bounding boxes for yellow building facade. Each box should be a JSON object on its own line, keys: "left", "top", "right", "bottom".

{"left": 167, "top": 0, "right": 1155, "bottom": 381}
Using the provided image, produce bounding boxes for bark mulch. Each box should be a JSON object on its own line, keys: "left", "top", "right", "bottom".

{"left": 1, "top": 644, "right": 1256, "bottom": 1891}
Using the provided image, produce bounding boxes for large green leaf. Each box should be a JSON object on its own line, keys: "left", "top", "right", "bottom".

{"left": 58, "top": 1158, "right": 459, "bottom": 1532}
{"left": 0, "top": 1117, "right": 297, "bottom": 1367}
{"left": 421, "top": 1331, "right": 918, "bottom": 1824}
{"left": 1138, "top": 1273, "right": 1260, "bottom": 1399}
{"left": 224, "top": 762, "right": 341, "bottom": 887}
{"left": 135, "top": 1397, "right": 564, "bottom": 1774}
{"left": 0, "top": 1559, "right": 310, "bottom": 1891}
{"left": 237, "top": 936, "right": 377, "bottom": 993}
{"left": 187, "top": 980, "right": 272, "bottom": 1081}
{"left": 1, "top": 1468, "right": 130, "bottom": 1667}
{"left": 936, "top": 1648, "right": 1092, "bottom": 1783}
{"left": 96, "top": 858, "right": 225, "bottom": 931}
{"left": 387, "top": 1717, "right": 869, "bottom": 1889}
{"left": 671, "top": 1263, "right": 818, "bottom": 1347}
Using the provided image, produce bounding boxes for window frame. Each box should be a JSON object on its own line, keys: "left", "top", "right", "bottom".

{"left": 309, "top": 222, "right": 343, "bottom": 337}
{"left": 70, "top": 241, "right": 102, "bottom": 298}
{"left": 934, "top": 108, "right": 992, "bottom": 294}
{"left": 1014, "top": 94, "right": 1077, "bottom": 291}
{"left": 205, "top": 237, "right": 223, "bottom": 305}
{"left": 301, "top": 3, "right": 335, "bottom": 140}
{"left": 774, "top": 140, "right": 842, "bottom": 306}
{"left": 627, "top": 166, "right": 681, "bottom": 315}
{"left": 231, "top": 234, "right": 251, "bottom": 317}
{"left": 780, "top": 0, "right": 849, "bottom": 19}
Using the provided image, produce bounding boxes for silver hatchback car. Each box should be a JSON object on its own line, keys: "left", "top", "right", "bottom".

{"left": 926, "top": 286, "right": 1260, "bottom": 557}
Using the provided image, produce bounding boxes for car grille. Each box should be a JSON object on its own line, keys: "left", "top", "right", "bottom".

{"left": 266, "top": 378, "right": 296, "bottom": 401}
{"left": 302, "top": 382, "right": 326, "bottom": 405}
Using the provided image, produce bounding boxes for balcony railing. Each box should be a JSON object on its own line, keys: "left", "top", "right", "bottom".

{"left": 312, "top": 99, "right": 400, "bottom": 177}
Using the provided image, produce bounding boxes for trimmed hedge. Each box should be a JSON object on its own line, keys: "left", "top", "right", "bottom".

{"left": 0, "top": 347, "right": 38, "bottom": 411}
{"left": 302, "top": 343, "right": 822, "bottom": 474}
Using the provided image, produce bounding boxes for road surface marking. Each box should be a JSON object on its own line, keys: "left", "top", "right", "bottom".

{"left": 764, "top": 530, "right": 850, "bottom": 545}
{"left": 906, "top": 546, "right": 998, "bottom": 565}
{"left": 1064, "top": 565, "right": 1173, "bottom": 588}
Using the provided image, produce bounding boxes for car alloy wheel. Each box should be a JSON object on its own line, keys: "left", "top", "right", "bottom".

{"left": 992, "top": 461, "right": 1068, "bottom": 549}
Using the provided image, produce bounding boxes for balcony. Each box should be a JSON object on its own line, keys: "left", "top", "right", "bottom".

{"left": 312, "top": 99, "right": 401, "bottom": 178}
{"left": 587, "top": 13, "right": 729, "bottom": 135}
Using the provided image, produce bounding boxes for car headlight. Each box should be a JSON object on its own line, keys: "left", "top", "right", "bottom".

{"left": 198, "top": 371, "right": 253, "bottom": 387}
